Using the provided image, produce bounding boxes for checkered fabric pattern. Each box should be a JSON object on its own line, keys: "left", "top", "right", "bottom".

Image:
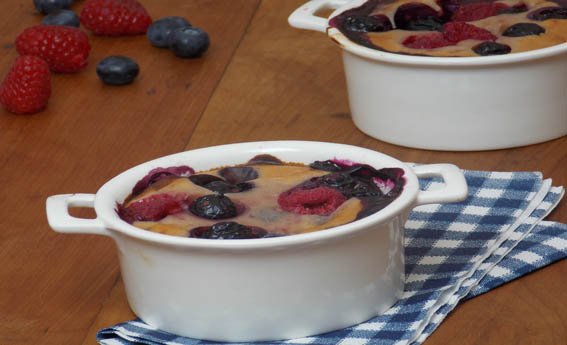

{"left": 97, "top": 170, "right": 566, "bottom": 345}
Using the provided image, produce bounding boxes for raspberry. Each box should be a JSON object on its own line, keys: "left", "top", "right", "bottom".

{"left": 278, "top": 186, "right": 347, "bottom": 216}
{"left": 0, "top": 56, "right": 51, "bottom": 114}
{"left": 15, "top": 25, "right": 90, "bottom": 73}
{"left": 189, "top": 222, "right": 270, "bottom": 240}
{"left": 80, "top": 0, "right": 152, "bottom": 36}
{"left": 402, "top": 32, "right": 451, "bottom": 49}
{"left": 451, "top": 3, "right": 510, "bottom": 22}
{"left": 132, "top": 165, "right": 194, "bottom": 196}
{"left": 443, "top": 22, "right": 497, "bottom": 43}
{"left": 117, "top": 193, "right": 191, "bottom": 223}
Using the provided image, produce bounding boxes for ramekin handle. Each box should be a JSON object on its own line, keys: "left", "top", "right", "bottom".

{"left": 413, "top": 164, "right": 468, "bottom": 206}
{"left": 46, "top": 194, "right": 110, "bottom": 236}
{"left": 288, "top": 0, "right": 350, "bottom": 33}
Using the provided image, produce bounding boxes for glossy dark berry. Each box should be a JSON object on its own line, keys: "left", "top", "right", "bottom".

{"left": 189, "top": 222, "right": 268, "bottom": 240}
{"left": 309, "top": 160, "right": 343, "bottom": 172}
{"left": 527, "top": 7, "right": 567, "bottom": 21}
{"left": 344, "top": 14, "right": 393, "bottom": 32}
{"left": 147, "top": 16, "right": 191, "bottom": 48}
{"left": 190, "top": 194, "right": 237, "bottom": 219}
{"left": 473, "top": 41, "right": 512, "bottom": 56}
{"left": 41, "top": 9, "right": 80, "bottom": 27}
{"left": 503, "top": 23, "right": 546, "bottom": 37}
{"left": 247, "top": 154, "right": 283, "bottom": 165}
{"left": 204, "top": 180, "right": 254, "bottom": 193}
{"left": 34, "top": 0, "right": 73, "bottom": 14}
{"left": 498, "top": 3, "right": 528, "bottom": 15}
{"left": 168, "top": 27, "right": 210, "bottom": 58}
{"left": 189, "top": 174, "right": 223, "bottom": 187}
{"left": 219, "top": 166, "right": 258, "bottom": 184}
{"left": 394, "top": 3, "right": 442, "bottom": 31}
{"left": 96, "top": 56, "right": 139, "bottom": 86}
{"left": 403, "top": 18, "right": 444, "bottom": 31}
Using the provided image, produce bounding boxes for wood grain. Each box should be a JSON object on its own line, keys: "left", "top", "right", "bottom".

{"left": 0, "top": 1, "right": 258, "bottom": 344}
{"left": 0, "top": 0, "right": 564, "bottom": 345}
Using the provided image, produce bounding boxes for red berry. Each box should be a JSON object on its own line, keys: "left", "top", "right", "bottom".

{"left": 132, "top": 165, "right": 195, "bottom": 196}
{"left": 80, "top": 0, "right": 152, "bottom": 36}
{"left": 117, "top": 193, "right": 192, "bottom": 223}
{"left": 15, "top": 25, "right": 90, "bottom": 73}
{"left": 0, "top": 56, "right": 51, "bottom": 114}
{"left": 278, "top": 186, "right": 347, "bottom": 216}
{"left": 443, "top": 22, "right": 496, "bottom": 43}
{"left": 452, "top": 3, "right": 509, "bottom": 22}
{"left": 403, "top": 22, "right": 496, "bottom": 49}
{"left": 402, "top": 32, "right": 451, "bottom": 49}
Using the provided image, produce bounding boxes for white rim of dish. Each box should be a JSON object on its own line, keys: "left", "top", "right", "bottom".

{"left": 95, "top": 141, "right": 420, "bottom": 250}
{"left": 326, "top": 0, "right": 567, "bottom": 67}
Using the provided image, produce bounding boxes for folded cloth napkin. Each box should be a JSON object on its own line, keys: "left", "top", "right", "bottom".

{"left": 97, "top": 170, "right": 566, "bottom": 345}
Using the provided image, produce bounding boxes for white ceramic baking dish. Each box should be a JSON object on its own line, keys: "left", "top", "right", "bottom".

{"left": 46, "top": 141, "right": 467, "bottom": 341}
{"left": 289, "top": 0, "right": 567, "bottom": 151}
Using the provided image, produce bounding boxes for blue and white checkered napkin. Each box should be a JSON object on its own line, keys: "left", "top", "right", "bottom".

{"left": 97, "top": 170, "right": 566, "bottom": 345}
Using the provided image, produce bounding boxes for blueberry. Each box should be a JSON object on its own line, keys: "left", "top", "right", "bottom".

{"left": 394, "top": 3, "right": 442, "bottom": 31}
{"left": 41, "top": 9, "right": 79, "bottom": 27}
{"left": 189, "top": 222, "right": 268, "bottom": 239}
{"left": 204, "top": 180, "right": 254, "bottom": 193}
{"left": 344, "top": 14, "right": 393, "bottom": 32}
{"left": 473, "top": 42, "right": 512, "bottom": 56}
{"left": 168, "top": 27, "right": 210, "bottom": 58}
{"left": 503, "top": 23, "right": 546, "bottom": 37}
{"left": 498, "top": 3, "right": 528, "bottom": 15}
{"left": 96, "top": 56, "right": 139, "bottom": 86}
{"left": 33, "top": 0, "right": 73, "bottom": 14}
{"left": 403, "top": 18, "right": 444, "bottom": 31}
{"left": 190, "top": 194, "right": 237, "bottom": 219}
{"left": 189, "top": 174, "right": 223, "bottom": 187}
{"left": 309, "top": 160, "right": 343, "bottom": 172}
{"left": 147, "top": 16, "right": 191, "bottom": 48}
{"left": 219, "top": 167, "right": 258, "bottom": 184}
{"left": 527, "top": 7, "right": 567, "bottom": 21}
{"left": 189, "top": 173, "right": 254, "bottom": 193}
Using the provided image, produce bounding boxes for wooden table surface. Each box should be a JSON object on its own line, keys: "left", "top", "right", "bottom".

{"left": 0, "top": 1, "right": 565, "bottom": 344}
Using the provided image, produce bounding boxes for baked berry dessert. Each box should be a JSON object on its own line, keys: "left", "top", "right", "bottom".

{"left": 329, "top": 0, "right": 567, "bottom": 56}
{"left": 116, "top": 154, "right": 405, "bottom": 239}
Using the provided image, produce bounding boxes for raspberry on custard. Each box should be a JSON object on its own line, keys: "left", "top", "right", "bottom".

{"left": 278, "top": 186, "right": 347, "bottom": 216}
{"left": 443, "top": 22, "right": 497, "bottom": 43}
{"left": 131, "top": 165, "right": 195, "bottom": 196}
{"left": 451, "top": 3, "right": 510, "bottom": 22}
{"left": 117, "top": 193, "right": 191, "bottom": 223}
{"left": 0, "top": 55, "right": 51, "bottom": 114}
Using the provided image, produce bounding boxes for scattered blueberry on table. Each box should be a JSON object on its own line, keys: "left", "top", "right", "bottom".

{"left": 147, "top": 16, "right": 192, "bottom": 48}
{"left": 96, "top": 56, "right": 140, "bottom": 86}
{"left": 167, "top": 27, "right": 210, "bottom": 58}
{"left": 41, "top": 9, "right": 80, "bottom": 27}
{"left": 34, "top": 0, "right": 74, "bottom": 14}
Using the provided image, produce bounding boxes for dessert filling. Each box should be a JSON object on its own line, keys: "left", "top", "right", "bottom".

{"left": 329, "top": 0, "right": 567, "bottom": 56}
{"left": 116, "top": 154, "right": 405, "bottom": 239}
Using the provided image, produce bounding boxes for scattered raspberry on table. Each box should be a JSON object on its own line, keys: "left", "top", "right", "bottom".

{"left": 15, "top": 25, "right": 90, "bottom": 73}
{"left": 0, "top": 56, "right": 51, "bottom": 114}
{"left": 80, "top": 0, "right": 152, "bottom": 35}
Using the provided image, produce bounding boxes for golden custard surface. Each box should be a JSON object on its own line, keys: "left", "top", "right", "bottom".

{"left": 127, "top": 165, "right": 364, "bottom": 237}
